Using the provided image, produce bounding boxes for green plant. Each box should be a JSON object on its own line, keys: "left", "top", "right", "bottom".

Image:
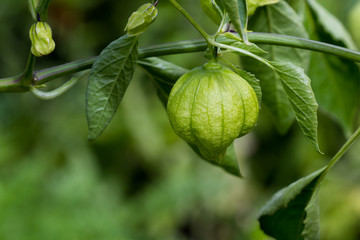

{"left": 1, "top": 0, "right": 360, "bottom": 239}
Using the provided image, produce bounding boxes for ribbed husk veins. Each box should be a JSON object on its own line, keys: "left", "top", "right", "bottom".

{"left": 167, "top": 62, "right": 259, "bottom": 160}
{"left": 29, "top": 22, "right": 55, "bottom": 57}
{"left": 124, "top": 3, "right": 158, "bottom": 36}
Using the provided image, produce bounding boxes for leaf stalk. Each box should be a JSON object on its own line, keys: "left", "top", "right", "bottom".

{"left": 325, "top": 126, "right": 360, "bottom": 173}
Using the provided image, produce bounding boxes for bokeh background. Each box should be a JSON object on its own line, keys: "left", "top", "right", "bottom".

{"left": 0, "top": 0, "right": 360, "bottom": 239}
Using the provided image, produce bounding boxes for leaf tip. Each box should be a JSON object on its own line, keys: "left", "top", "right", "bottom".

{"left": 87, "top": 135, "right": 97, "bottom": 142}
{"left": 87, "top": 130, "right": 101, "bottom": 141}
{"left": 316, "top": 145, "right": 324, "bottom": 154}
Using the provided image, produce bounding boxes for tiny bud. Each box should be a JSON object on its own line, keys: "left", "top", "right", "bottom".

{"left": 29, "top": 22, "right": 55, "bottom": 57}
{"left": 124, "top": 3, "right": 158, "bottom": 36}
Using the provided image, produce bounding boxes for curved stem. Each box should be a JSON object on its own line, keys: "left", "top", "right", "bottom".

{"left": 325, "top": 127, "right": 360, "bottom": 172}
{"left": 211, "top": 40, "right": 274, "bottom": 69}
{"left": 166, "top": 0, "right": 212, "bottom": 46}
{"left": 30, "top": 71, "right": 80, "bottom": 100}
{"left": 315, "top": 126, "right": 360, "bottom": 185}
{"left": 214, "top": 13, "right": 227, "bottom": 40}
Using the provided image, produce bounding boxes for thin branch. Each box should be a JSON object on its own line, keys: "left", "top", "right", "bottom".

{"left": 166, "top": 0, "right": 212, "bottom": 47}
{"left": 325, "top": 127, "right": 360, "bottom": 172}
{"left": 22, "top": 51, "right": 36, "bottom": 87}
{"left": 35, "top": 56, "right": 95, "bottom": 85}
{"left": 0, "top": 74, "right": 27, "bottom": 92}
{"left": 249, "top": 32, "right": 360, "bottom": 62}
{"left": 1, "top": 32, "right": 360, "bottom": 91}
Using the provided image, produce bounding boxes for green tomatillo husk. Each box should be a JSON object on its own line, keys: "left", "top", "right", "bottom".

{"left": 124, "top": 3, "right": 158, "bottom": 36}
{"left": 167, "top": 62, "right": 259, "bottom": 160}
{"left": 29, "top": 22, "right": 55, "bottom": 57}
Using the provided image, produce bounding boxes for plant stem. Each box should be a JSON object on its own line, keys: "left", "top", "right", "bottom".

{"left": 138, "top": 32, "right": 360, "bottom": 62}
{"left": 22, "top": 51, "right": 36, "bottom": 87}
{"left": 314, "top": 126, "right": 360, "bottom": 186}
{"left": 250, "top": 33, "right": 360, "bottom": 62}
{"left": 29, "top": 0, "right": 38, "bottom": 20}
{"left": 35, "top": 56, "right": 95, "bottom": 85}
{"left": 30, "top": 72, "right": 80, "bottom": 100}
{"left": 1, "top": 32, "right": 360, "bottom": 91}
{"left": 211, "top": 40, "right": 274, "bottom": 69}
{"left": 214, "top": 14, "right": 227, "bottom": 40}
{"left": 325, "top": 127, "right": 360, "bottom": 172}
{"left": 32, "top": 33, "right": 360, "bottom": 84}
{"left": 0, "top": 74, "right": 27, "bottom": 92}
{"left": 36, "top": 0, "right": 51, "bottom": 21}
{"left": 166, "top": 0, "right": 212, "bottom": 46}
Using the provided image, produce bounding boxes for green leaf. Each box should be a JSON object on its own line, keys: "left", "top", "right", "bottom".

{"left": 86, "top": 35, "right": 139, "bottom": 140}
{"left": 231, "top": 42, "right": 266, "bottom": 55}
{"left": 28, "top": 0, "right": 38, "bottom": 20}
{"left": 259, "top": 167, "right": 326, "bottom": 240}
{"left": 237, "top": 0, "right": 249, "bottom": 43}
{"left": 308, "top": 54, "right": 360, "bottom": 137}
{"left": 36, "top": 0, "right": 51, "bottom": 21}
{"left": 220, "top": 32, "right": 267, "bottom": 54}
{"left": 241, "top": 0, "right": 309, "bottom": 134}
{"left": 242, "top": 56, "right": 295, "bottom": 134}
{"left": 217, "top": 0, "right": 249, "bottom": 43}
{"left": 190, "top": 142, "right": 242, "bottom": 177}
{"left": 138, "top": 57, "right": 188, "bottom": 84}
{"left": 138, "top": 57, "right": 189, "bottom": 107}
{"left": 215, "top": 0, "right": 225, "bottom": 12}
{"left": 271, "top": 61, "right": 320, "bottom": 152}
{"left": 259, "top": 126, "right": 360, "bottom": 239}
{"left": 247, "top": 0, "right": 279, "bottom": 15}
{"left": 304, "top": 0, "right": 360, "bottom": 136}
{"left": 206, "top": 33, "right": 266, "bottom": 59}
{"left": 233, "top": 67, "right": 262, "bottom": 105}
{"left": 217, "top": 142, "right": 242, "bottom": 177}
{"left": 302, "top": 192, "right": 320, "bottom": 239}
{"left": 306, "top": 0, "right": 357, "bottom": 50}
{"left": 138, "top": 57, "right": 242, "bottom": 177}
{"left": 200, "top": 0, "right": 223, "bottom": 25}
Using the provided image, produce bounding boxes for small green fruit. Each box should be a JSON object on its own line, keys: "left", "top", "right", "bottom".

{"left": 167, "top": 62, "right": 259, "bottom": 160}
{"left": 29, "top": 22, "right": 55, "bottom": 57}
{"left": 125, "top": 3, "right": 158, "bottom": 36}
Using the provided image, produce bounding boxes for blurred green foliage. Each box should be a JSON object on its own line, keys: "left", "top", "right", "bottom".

{"left": 0, "top": 0, "right": 359, "bottom": 239}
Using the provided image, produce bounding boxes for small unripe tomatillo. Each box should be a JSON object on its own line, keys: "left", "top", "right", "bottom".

{"left": 167, "top": 62, "right": 259, "bottom": 160}
{"left": 29, "top": 22, "right": 55, "bottom": 57}
{"left": 124, "top": 3, "right": 158, "bottom": 36}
